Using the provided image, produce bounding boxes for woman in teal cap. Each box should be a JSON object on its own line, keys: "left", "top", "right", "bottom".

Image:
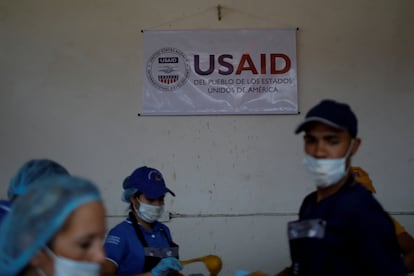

{"left": 7, "top": 159, "right": 70, "bottom": 202}
{"left": 0, "top": 159, "right": 70, "bottom": 226}
{"left": 0, "top": 175, "right": 106, "bottom": 276}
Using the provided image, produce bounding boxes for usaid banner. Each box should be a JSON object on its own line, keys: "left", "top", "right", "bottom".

{"left": 142, "top": 29, "right": 298, "bottom": 115}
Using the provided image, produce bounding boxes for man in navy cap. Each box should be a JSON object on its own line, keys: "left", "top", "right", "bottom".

{"left": 286, "top": 99, "right": 406, "bottom": 275}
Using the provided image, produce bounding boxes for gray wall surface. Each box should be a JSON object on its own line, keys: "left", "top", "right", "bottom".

{"left": 1, "top": 0, "right": 413, "bottom": 274}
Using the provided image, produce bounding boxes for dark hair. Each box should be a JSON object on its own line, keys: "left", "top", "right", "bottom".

{"left": 127, "top": 191, "right": 142, "bottom": 212}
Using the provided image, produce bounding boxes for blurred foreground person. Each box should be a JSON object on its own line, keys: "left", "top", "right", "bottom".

{"left": 7, "top": 159, "right": 70, "bottom": 202}
{"left": 0, "top": 159, "right": 70, "bottom": 226}
{"left": 0, "top": 175, "right": 106, "bottom": 276}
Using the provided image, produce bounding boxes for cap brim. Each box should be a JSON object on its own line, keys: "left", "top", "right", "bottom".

{"left": 144, "top": 187, "right": 175, "bottom": 199}
{"left": 166, "top": 188, "right": 176, "bottom": 197}
{"left": 295, "top": 117, "right": 346, "bottom": 134}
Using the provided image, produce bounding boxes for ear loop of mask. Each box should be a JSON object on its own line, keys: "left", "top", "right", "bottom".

{"left": 344, "top": 139, "right": 355, "bottom": 173}
{"left": 35, "top": 268, "right": 47, "bottom": 276}
{"left": 34, "top": 248, "right": 54, "bottom": 276}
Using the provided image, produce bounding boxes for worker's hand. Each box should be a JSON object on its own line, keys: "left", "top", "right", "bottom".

{"left": 236, "top": 270, "right": 269, "bottom": 276}
{"left": 151, "top": 257, "right": 183, "bottom": 276}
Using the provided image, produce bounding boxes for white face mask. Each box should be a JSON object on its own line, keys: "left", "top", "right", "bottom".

{"left": 303, "top": 140, "right": 355, "bottom": 188}
{"left": 135, "top": 200, "right": 164, "bottom": 223}
{"left": 41, "top": 247, "right": 101, "bottom": 276}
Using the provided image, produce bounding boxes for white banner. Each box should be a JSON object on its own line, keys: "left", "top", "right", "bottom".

{"left": 142, "top": 29, "right": 298, "bottom": 115}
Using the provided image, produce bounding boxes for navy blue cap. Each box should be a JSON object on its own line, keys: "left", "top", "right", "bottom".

{"left": 123, "top": 166, "right": 175, "bottom": 199}
{"left": 295, "top": 99, "right": 358, "bottom": 137}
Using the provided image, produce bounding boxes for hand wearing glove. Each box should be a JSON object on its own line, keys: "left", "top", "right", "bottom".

{"left": 236, "top": 270, "right": 252, "bottom": 276}
{"left": 151, "top": 257, "right": 183, "bottom": 276}
{"left": 235, "top": 270, "right": 269, "bottom": 276}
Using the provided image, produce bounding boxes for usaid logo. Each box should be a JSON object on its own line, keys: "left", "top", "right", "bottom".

{"left": 146, "top": 47, "right": 190, "bottom": 91}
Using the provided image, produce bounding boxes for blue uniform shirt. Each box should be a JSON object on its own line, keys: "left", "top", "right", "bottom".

{"left": 0, "top": 200, "right": 11, "bottom": 225}
{"left": 104, "top": 218, "right": 174, "bottom": 275}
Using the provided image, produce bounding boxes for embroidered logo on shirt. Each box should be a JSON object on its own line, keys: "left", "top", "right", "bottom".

{"left": 106, "top": 235, "right": 121, "bottom": 245}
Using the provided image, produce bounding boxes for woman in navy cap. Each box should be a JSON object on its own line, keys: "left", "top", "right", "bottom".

{"left": 102, "top": 166, "right": 183, "bottom": 276}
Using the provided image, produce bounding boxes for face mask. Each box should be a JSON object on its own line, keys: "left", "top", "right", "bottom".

{"left": 43, "top": 247, "right": 101, "bottom": 276}
{"left": 135, "top": 200, "right": 164, "bottom": 223}
{"left": 303, "top": 140, "right": 354, "bottom": 188}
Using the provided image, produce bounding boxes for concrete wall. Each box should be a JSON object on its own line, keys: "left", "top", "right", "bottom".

{"left": 1, "top": 0, "right": 413, "bottom": 274}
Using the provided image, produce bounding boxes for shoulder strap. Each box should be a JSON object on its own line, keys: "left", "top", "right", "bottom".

{"left": 128, "top": 211, "right": 148, "bottom": 247}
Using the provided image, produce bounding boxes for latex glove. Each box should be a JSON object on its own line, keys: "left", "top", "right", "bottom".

{"left": 235, "top": 270, "right": 269, "bottom": 276}
{"left": 151, "top": 257, "right": 183, "bottom": 276}
{"left": 235, "top": 270, "right": 252, "bottom": 276}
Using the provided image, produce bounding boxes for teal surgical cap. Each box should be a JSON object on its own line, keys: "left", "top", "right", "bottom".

{"left": 0, "top": 175, "right": 102, "bottom": 275}
{"left": 8, "top": 159, "right": 69, "bottom": 200}
{"left": 121, "top": 176, "right": 137, "bottom": 203}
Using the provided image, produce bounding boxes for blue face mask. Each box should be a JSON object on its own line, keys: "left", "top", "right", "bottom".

{"left": 303, "top": 140, "right": 355, "bottom": 188}
{"left": 41, "top": 247, "right": 101, "bottom": 276}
